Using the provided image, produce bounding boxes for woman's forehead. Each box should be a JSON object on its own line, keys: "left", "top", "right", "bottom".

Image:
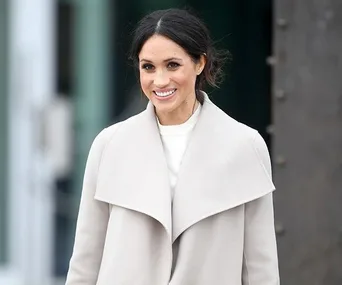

{"left": 139, "top": 35, "right": 188, "bottom": 61}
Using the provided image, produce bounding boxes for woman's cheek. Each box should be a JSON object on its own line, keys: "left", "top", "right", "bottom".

{"left": 140, "top": 75, "right": 152, "bottom": 98}
{"left": 139, "top": 74, "right": 147, "bottom": 88}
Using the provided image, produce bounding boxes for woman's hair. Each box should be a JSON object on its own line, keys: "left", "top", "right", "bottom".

{"left": 129, "top": 8, "right": 230, "bottom": 103}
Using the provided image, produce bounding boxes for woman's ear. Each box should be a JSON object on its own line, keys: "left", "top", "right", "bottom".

{"left": 196, "top": 54, "right": 207, "bottom": 75}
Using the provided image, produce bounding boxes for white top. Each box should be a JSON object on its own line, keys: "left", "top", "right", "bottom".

{"left": 157, "top": 104, "right": 202, "bottom": 199}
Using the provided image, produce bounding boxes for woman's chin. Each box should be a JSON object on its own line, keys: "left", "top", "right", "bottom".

{"left": 154, "top": 103, "right": 175, "bottom": 115}
{"left": 151, "top": 94, "right": 178, "bottom": 112}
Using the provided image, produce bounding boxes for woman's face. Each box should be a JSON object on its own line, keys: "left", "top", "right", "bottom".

{"left": 139, "top": 35, "right": 205, "bottom": 124}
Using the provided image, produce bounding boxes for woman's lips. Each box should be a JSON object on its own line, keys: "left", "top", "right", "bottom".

{"left": 153, "top": 89, "right": 177, "bottom": 100}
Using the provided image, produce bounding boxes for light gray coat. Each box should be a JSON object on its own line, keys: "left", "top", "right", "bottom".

{"left": 65, "top": 95, "right": 280, "bottom": 285}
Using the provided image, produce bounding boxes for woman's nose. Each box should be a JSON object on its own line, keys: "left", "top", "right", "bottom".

{"left": 154, "top": 70, "right": 170, "bottom": 87}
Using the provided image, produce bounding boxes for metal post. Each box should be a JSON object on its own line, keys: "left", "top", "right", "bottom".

{"left": 272, "top": 0, "right": 342, "bottom": 284}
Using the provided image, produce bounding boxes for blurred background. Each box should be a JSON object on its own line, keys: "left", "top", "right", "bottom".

{"left": 0, "top": 0, "right": 341, "bottom": 284}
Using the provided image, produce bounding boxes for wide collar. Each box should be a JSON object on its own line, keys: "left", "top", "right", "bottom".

{"left": 95, "top": 93, "right": 275, "bottom": 243}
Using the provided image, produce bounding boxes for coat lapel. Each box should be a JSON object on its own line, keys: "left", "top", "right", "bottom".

{"left": 94, "top": 93, "right": 275, "bottom": 244}
{"left": 94, "top": 102, "right": 173, "bottom": 241}
{"left": 171, "top": 96, "right": 275, "bottom": 242}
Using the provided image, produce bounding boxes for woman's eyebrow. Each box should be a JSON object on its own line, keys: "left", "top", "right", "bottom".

{"left": 163, "top": 57, "right": 182, "bottom": 62}
{"left": 139, "top": 57, "right": 183, "bottom": 63}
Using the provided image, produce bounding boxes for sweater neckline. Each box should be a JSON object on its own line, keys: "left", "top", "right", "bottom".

{"left": 157, "top": 103, "right": 201, "bottom": 136}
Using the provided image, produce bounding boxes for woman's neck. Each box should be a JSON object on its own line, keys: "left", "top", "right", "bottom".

{"left": 157, "top": 98, "right": 199, "bottom": 126}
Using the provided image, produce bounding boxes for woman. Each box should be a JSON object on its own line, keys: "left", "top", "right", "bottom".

{"left": 65, "top": 8, "right": 280, "bottom": 285}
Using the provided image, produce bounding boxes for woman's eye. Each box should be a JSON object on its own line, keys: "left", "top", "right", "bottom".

{"left": 167, "top": 62, "right": 180, "bottom": 69}
{"left": 141, "top": 64, "right": 154, "bottom": 71}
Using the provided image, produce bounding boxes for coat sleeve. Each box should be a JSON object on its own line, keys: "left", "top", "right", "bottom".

{"left": 65, "top": 128, "right": 111, "bottom": 285}
{"left": 242, "top": 133, "right": 280, "bottom": 285}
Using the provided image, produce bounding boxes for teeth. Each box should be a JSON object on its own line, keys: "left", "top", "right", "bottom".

{"left": 155, "top": 89, "right": 176, "bottom": 97}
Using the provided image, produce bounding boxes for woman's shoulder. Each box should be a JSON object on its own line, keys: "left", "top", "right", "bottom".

{"left": 208, "top": 102, "right": 272, "bottom": 176}
{"left": 208, "top": 100, "right": 261, "bottom": 141}
{"left": 91, "top": 110, "right": 146, "bottom": 151}
{"left": 225, "top": 117, "right": 271, "bottom": 177}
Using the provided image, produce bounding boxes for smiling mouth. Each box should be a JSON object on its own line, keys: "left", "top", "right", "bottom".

{"left": 154, "top": 89, "right": 177, "bottom": 97}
